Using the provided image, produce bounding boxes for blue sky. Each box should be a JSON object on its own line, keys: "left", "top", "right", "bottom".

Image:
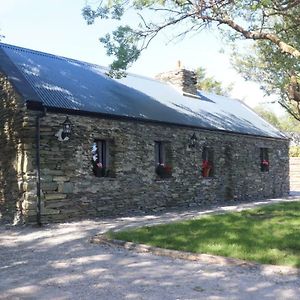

{"left": 0, "top": 0, "right": 283, "bottom": 114}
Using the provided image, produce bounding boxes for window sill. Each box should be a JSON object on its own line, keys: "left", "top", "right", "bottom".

{"left": 93, "top": 176, "right": 116, "bottom": 180}
{"left": 155, "top": 176, "right": 173, "bottom": 182}
{"left": 202, "top": 176, "right": 216, "bottom": 179}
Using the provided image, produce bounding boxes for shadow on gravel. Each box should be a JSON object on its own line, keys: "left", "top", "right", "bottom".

{"left": 0, "top": 204, "right": 300, "bottom": 299}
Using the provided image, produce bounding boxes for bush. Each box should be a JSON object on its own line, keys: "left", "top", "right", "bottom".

{"left": 289, "top": 146, "right": 300, "bottom": 157}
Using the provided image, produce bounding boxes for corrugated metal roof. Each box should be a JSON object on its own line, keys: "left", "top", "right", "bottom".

{"left": 0, "top": 42, "right": 286, "bottom": 139}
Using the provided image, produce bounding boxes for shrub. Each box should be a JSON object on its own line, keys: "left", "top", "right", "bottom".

{"left": 289, "top": 146, "right": 300, "bottom": 157}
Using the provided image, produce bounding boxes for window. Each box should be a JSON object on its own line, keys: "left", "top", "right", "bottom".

{"left": 260, "top": 148, "right": 269, "bottom": 172}
{"left": 155, "top": 141, "right": 165, "bottom": 165}
{"left": 92, "top": 140, "right": 110, "bottom": 177}
{"left": 202, "top": 147, "right": 214, "bottom": 177}
{"left": 154, "top": 141, "right": 172, "bottom": 178}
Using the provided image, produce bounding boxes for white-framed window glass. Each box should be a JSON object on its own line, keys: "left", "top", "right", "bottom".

{"left": 154, "top": 141, "right": 172, "bottom": 178}
{"left": 92, "top": 140, "right": 109, "bottom": 177}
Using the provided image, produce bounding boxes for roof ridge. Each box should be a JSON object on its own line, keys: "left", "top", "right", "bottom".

{"left": 0, "top": 42, "right": 159, "bottom": 82}
{"left": 0, "top": 42, "right": 74, "bottom": 61}
{"left": 0, "top": 42, "right": 112, "bottom": 72}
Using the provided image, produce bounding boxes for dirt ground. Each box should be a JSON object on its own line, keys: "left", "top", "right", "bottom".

{"left": 1, "top": 199, "right": 300, "bottom": 300}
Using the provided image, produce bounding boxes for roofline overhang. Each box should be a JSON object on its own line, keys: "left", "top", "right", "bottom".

{"left": 26, "top": 99, "right": 44, "bottom": 110}
{"left": 25, "top": 100, "right": 289, "bottom": 142}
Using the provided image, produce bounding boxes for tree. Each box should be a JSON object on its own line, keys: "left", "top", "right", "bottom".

{"left": 231, "top": 4, "right": 300, "bottom": 120}
{"left": 196, "top": 67, "right": 232, "bottom": 96}
{"left": 279, "top": 113, "right": 300, "bottom": 133}
{"left": 253, "top": 105, "right": 281, "bottom": 129}
{"left": 82, "top": 1, "right": 300, "bottom": 116}
{"left": 253, "top": 104, "right": 300, "bottom": 134}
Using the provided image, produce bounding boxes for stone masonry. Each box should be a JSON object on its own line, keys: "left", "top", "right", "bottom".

{"left": 0, "top": 75, "right": 290, "bottom": 224}
{"left": 27, "top": 112, "right": 290, "bottom": 223}
{"left": 0, "top": 76, "right": 35, "bottom": 224}
{"left": 155, "top": 68, "right": 198, "bottom": 96}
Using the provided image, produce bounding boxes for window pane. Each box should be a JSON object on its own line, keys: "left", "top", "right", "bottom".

{"left": 92, "top": 140, "right": 109, "bottom": 177}
{"left": 155, "top": 141, "right": 164, "bottom": 165}
{"left": 97, "top": 140, "right": 108, "bottom": 167}
{"left": 155, "top": 141, "right": 172, "bottom": 178}
{"left": 202, "top": 147, "right": 208, "bottom": 160}
{"left": 260, "top": 148, "right": 269, "bottom": 172}
{"left": 155, "top": 141, "right": 160, "bottom": 165}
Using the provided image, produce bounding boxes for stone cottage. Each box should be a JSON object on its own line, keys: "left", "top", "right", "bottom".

{"left": 0, "top": 43, "right": 289, "bottom": 224}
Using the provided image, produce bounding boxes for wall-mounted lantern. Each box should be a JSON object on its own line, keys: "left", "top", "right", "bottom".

{"left": 62, "top": 116, "right": 72, "bottom": 137}
{"left": 55, "top": 116, "right": 72, "bottom": 141}
{"left": 188, "top": 132, "right": 198, "bottom": 148}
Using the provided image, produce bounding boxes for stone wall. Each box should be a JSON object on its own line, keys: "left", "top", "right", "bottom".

{"left": 0, "top": 75, "right": 31, "bottom": 224}
{"left": 21, "top": 111, "right": 289, "bottom": 223}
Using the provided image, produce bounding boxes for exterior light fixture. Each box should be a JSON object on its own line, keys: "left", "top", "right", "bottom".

{"left": 55, "top": 116, "right": 72, "bottom": 141}
{"left": 62, "top": 116, "right": 72, "bottom": 138}
{"left": 189, "top": 132, "right": 197, "bottom": 148}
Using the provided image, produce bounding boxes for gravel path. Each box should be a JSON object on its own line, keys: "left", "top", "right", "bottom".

{"left": 1, "top": 198, "right": 300, "bottom": 300}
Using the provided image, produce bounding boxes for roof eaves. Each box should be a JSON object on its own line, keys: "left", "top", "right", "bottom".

{"left": 34, "top": 104, "right": 288, "bottom": 141}
{"left": 235, "top": 97, "right": 288, "bottom": 139}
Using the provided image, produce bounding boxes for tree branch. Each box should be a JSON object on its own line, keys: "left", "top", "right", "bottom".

{"left": 198, "top": 14, "right": 300, "bottom": 58}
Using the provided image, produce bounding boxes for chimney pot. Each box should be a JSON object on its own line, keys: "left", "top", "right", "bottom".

{"left": 177, "top": 60, "right": 182, "bottom": 69}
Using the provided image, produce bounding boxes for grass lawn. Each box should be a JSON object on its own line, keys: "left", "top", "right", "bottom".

{"left": 108, "top": 201, "right": 300, "bottom": 267}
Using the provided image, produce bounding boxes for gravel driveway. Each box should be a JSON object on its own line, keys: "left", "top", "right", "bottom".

{"left": 1, "top": 198, "right": 300, "bottom": 300}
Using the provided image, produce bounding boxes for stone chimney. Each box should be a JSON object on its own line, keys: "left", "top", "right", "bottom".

{"left": 155, "top": 61, "right": 198, "bottom": 97}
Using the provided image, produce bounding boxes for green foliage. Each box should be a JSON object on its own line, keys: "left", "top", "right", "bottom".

{"left": 83, "top": 0, "right": 300, "bottom": 119}
{"left": 289, "top": 146, "right": 300, "bottom": 157}
{"left": 100, "top": 26, "right": 141, "bottom": 77}
{"left": 82, "top": 4, "right": 124, "bottom": 23}
{"left": 109, "top": 202, "right": 300, "bottom": 267}
{"left": 230, "top": 2, "right": 300, "bottom": 119}
{"left": 253, "top": 105, "right": 281, "bottom": 129}
{"left": 253, "top": 105, "right": 300, "bottom": 148}
{"left": 280, "top": 114, "right": 300, "bottom": 133}
{"left": 253, "top": 105, "right": 300, "bottom": 157}
{"left": 196, "top": 67, "right": 233, "bottom": 96}
{"left": 232, "top": 40, "right": 300, "bottom": 119}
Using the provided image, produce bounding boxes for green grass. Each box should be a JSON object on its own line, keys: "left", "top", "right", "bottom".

{"left": 109, "top": 201, "right": 300, "bottom": 267}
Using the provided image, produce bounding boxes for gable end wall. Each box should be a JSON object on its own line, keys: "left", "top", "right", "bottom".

{"left": 0, "top": 75, "right": 33, "bottom": 224}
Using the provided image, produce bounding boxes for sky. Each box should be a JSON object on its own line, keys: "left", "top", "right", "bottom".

{"left": 0, "top": 0, "right": 283, "bottom": 115}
